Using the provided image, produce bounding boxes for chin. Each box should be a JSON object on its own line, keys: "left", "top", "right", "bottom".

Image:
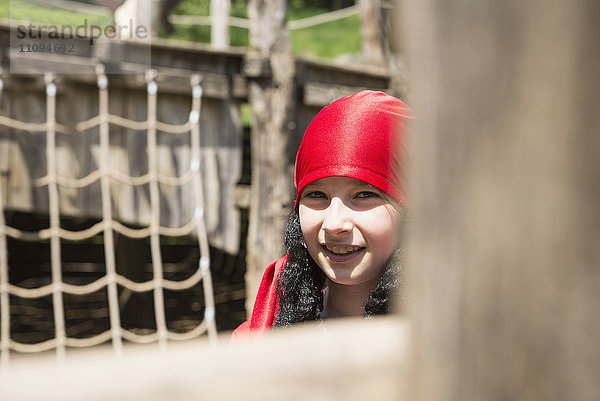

{"left": 316, "top": 258, "right": 378, "bottom": 285}
{"left": 322, "top": 270, "right": 377, "bottom": 287}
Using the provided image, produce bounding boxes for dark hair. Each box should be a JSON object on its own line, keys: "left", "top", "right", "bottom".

{"left": 273, "top": 207, "right": 407, "bottom": 327}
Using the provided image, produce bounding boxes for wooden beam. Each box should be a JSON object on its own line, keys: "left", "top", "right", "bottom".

{"left": 0, "top": 318, "right": 410, "bottom": 400}
{"left": 6, "top": 50, "right": 230, "bottom": 97}
{"left": 302, "top": 82, "right": 389, "bottom": 107}
{"left": 402, "top": 0, "right": 600, "bottom": 400}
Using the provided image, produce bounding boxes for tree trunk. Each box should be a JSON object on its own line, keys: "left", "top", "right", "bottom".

{"left": 358, "top": 0, "right": 391, "bottom": 68}
{"left": 210, "top": 0, "right": 230, "bottom": 49}
{"left": 401, "top": 0, "right": 600, "bottom": 400}
{"left": 245, "top": 0, "right": 296, "bottom": 314}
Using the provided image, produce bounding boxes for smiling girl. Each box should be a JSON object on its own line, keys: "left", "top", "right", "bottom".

{"left": 232, "top": 90, "right": 411, "bottom": 338}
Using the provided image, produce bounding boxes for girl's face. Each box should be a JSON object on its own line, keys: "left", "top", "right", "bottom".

{"left": 298, "top": 177, "right": 403, "bottom": 288}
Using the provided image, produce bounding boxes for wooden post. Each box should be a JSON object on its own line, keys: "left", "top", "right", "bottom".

{"left": 210, "top": 0, "right": 231, "bottom": 49}
{"left": 358, "top": 0, "right": 391, "bottom": 68}
{"left": 245, "top": 0, "right": 296, "bottom": 314}
{"left": 401, "top": 0, "right": 600, "bottom": 400}
{"left": 113, "top": 0, "right": 159, "bottom": 38}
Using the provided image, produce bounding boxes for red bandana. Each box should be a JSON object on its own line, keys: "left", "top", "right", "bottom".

{"left": 294, "top": 90, "right": 412, "bottom": 206}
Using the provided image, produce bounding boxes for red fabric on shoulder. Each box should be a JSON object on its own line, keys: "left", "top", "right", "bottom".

{"left": 230, "top": 320, "right": 250, "bottom": 342}
{"left": 231, "top": 255, "right": 288, "bottom": 342}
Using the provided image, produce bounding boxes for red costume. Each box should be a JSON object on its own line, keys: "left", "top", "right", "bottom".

{"left": 230, "top": 255, "right": 287, "bottom": 341}
{"left": 232, "top": 91, "right": 411, "bottom": 341}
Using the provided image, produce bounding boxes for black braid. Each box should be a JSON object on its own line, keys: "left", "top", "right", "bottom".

{"left": 363, "top": 246, "right": 406, "bottom": 316}
{"left": 273, "top": 209, "right": 325, "bottom": 326}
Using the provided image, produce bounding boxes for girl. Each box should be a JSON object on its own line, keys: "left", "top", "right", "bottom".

{"left": 232, "top": 90, "right": 411, "bottom": 339}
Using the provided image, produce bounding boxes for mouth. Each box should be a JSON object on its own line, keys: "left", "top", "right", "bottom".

{"left": 321, "top": 244, "right": 365, "bottom": 262}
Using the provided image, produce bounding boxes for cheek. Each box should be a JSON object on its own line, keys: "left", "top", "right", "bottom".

{"left": 298, "top": 206, "right": 321, "bottom": 243}
{"left": 364, "top": 209, "right": 402, "bottom": 257}
{"left": 369, "top": 223, "right": 395, "bottom": 249}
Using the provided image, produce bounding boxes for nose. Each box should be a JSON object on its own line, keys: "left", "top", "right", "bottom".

{"left": 322, "top": 197, "right": 353, "bottom": 235}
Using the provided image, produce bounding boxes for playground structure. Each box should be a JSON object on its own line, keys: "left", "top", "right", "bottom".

{"left": 0, "top": 0, "right": 599, "bottom": 400}
{"left": 0, "top": 21, "right": 395, "bottom": 363}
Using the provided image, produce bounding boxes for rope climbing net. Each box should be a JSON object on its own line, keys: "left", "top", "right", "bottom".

{"left": 0, "top": 66, "right": 218, "bottom": 367}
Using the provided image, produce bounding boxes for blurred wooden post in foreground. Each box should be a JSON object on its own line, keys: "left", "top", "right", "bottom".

{"left": 0, "top": 319, "right": 409, "bottom": 400}
{"left": 245, "top": 0, "right": 296, "bottom": 313}
{"left": 400, "top": 0, "right": 600, "bottom": 400}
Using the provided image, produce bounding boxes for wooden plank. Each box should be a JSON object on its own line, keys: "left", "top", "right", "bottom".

{"left": 231, "top": 73, "right": 248, "bottom": 99}
{"left": 7, "top": 50, "right": 98, "bottom": 75}
{"left": 403, "top": 0, "right": 600, "bottom": 400}
{"left": 234, "top": 184, "right": 251, "bottom": 209}
{"left": 302, "top": 81, "right": 390, "bottom": 107}
{"left": 296, "top": 57, "right": 391, "bottom": 80}
{"left": 0, "top": 317, "right": 410, "bottom": 401}
{"left": 114, "top": 62, "right": 230, "bottom": 98}
{"left": 6, "top": 50, "right": 230, "bottom": 98}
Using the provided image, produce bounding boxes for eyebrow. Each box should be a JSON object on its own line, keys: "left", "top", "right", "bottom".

{"left": 303, "top": 180, "right": 378, "bottom": 191}
{"left": 356, "top": 182, "right": 378, "bottom": 190}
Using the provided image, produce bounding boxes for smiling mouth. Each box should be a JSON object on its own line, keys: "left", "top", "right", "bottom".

{"left": 323, "top": 244, "right": 364, "bottom": 255}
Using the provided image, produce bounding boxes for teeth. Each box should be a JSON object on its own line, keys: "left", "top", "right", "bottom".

{"left": 325, "top": 245, "right": 361, "bottom": 254}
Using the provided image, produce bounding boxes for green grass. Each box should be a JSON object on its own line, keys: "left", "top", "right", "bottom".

{"left": 163, "top": 0, "right": 360, "bottom": 60}
{"left": 1, "top": 0, "right": 360, "bottom": 61}
{"left": 1, "top": 0, "right": 111, "bottom": 27}
{"left": 291, "top": 14, "right": 360, "bottom": 60}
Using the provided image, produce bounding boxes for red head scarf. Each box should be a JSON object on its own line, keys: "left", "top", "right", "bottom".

{"left": 294, "top": 90, "right": 412, "bottom": 206}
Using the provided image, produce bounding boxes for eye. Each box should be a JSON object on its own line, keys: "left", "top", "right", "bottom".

{"left": 304, "top": 190, "right": 327, "bottom": 199}
{"left": 355, "top": 191, "right": 380, "bottom": 199}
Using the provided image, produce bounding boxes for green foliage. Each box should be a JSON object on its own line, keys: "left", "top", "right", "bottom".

{"left": 1, "top": 0, "right": 360, "bottom": 60}
{"left": 161, "top": 23, "right": 211, "bottom": 43}
{"left": 290, "top": 0, "right": 355, "bottom": 10}
{"left": 230, "top": 0, "right": 248, "bottom": 18}
{"left": 167, "top": 0, "right": 359, "bottom": 59}
{"left": 165, "top": 0, "right": 248, "bottom": 46}
{"left": 171, "top": 0, "right": 209, "bottom": 16}
{"left": 230, "top": 26, "right": 249, "bottom": 47}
